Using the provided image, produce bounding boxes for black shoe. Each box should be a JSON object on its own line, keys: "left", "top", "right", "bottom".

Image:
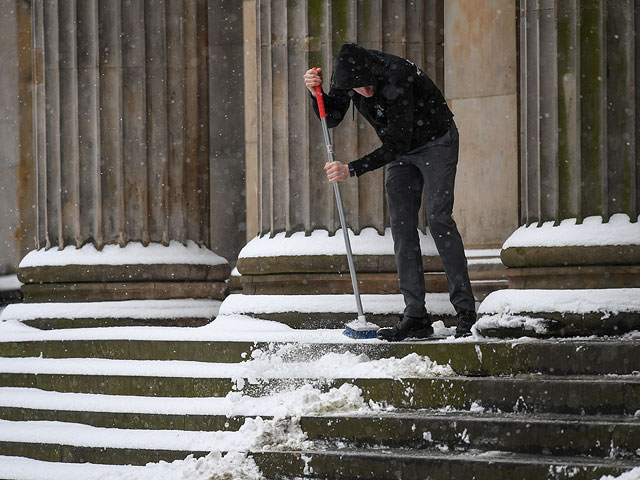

{"left": 377, "top": 315, "right": 434, "bottom": 342}
{"left": 455, "top": 311, "right": 477, "bottom": 338}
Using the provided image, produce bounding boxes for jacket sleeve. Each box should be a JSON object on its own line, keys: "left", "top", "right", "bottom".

{"left": 311, "top": 88, "right": 351, "bottom": 128}
{"left": 349, "top": 85, "right": 415, "bottom": 177}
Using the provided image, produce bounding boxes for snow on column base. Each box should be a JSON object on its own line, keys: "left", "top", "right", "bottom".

{"left": 16, "top": 241, "right": 231, "bottom": 303}
{"left": 475, "top": 288, "right": 640, "bottom": 339}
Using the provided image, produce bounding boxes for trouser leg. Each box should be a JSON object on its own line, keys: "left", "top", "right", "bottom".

{"left": 413, "top": 125, "right": 475, "bottom": 314}
{"left": 384, "top": 161, "right": 428, "bottom": 319}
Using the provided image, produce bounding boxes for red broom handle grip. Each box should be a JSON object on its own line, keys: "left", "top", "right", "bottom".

{"left": 313, "top": 68, "right": 326, "bottom": 118}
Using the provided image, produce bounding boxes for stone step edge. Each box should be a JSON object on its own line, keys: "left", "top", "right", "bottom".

{"left": 0, "top": 444, "right": 636, "bottom": 479}
{"left": 1, "top": 373, "right": 638, "bottom": 415}
{"left": 0, "top": 386, "right": 638, "bottom": 424}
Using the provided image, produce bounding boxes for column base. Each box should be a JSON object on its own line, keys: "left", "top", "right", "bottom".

{"left": 11, "top": 242, "right": 230, "bottom": 328}
{"left": 476, "top": 288, "right": 640, "bottom": 338}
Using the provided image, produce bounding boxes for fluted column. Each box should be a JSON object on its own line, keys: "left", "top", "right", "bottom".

{"left": 251, "top": 0, "right": 444, "bottom": 237}
{"left": 501, "top": 0, "right": 640, "bottom": 289}
{"left": 33, "top": 0, "right": 213, "bottom": 250}
{"left": 16, "top": 0, "right": 239, "bottom": 310}
{"left": 239, "top": 0, "right": 450, "bottom": 303}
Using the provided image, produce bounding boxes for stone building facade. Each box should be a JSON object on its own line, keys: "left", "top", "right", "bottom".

{"left": 0, "top": 0, "right": 638, "bottom": 326}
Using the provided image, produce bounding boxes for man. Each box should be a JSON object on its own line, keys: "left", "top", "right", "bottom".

{"left": 304, "top": 42, "right": 476, "bottom": 340}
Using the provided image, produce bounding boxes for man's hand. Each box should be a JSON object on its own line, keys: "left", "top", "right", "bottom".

{"left": 324, "top": 161, "right": 350, "bottom": 183}
{"left": 304, "top": 67, "right": 323, "bottom": 97}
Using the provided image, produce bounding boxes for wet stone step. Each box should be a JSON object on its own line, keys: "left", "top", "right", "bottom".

{"left": 0, "top": 440, "right": 636, "bottom": 480}
{"left": 0, "top": 372, "right": 638, "bottom": 415}
{"left": 1, "top": 402, "right": 638, "bottom": 459}
{"left": 1, "top": 338, "right": 639, "bottom": 376}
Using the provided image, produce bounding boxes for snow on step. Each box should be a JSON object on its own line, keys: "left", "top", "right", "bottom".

{"left": 0, "top": 351, "right": 454, "bottom": 379}
{"left": 0, "top": 456, "right": 136, "bottom": 480}
{"left": 0, "top": 383, "right": 375, "bottom": 417}
{"left": 0, "top": 453, "right": 266, "bottom": 480}
{"left": 0, "top": 418, "right": 296, "bottom": 452}
{"left": 219, "top": 293, "right": 455, "bottom": 316}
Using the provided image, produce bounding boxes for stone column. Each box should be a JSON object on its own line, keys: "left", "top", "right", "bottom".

{"left": 6, "top": 0, "right": 245, "bottom": 326}
{"left": 501, "top": 0, "right": 640, "bottom": 289}
{"left": 0, "top": 0, "right": 35, "bottom": 275}
{"left": 233, "top": 0, "right": 466, "bottom": 326}
{"left": 443, "top": 0, "right": 519, "bottom": 297}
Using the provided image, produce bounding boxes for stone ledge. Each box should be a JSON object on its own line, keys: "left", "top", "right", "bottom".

{"left": 19, "top": 317, "right": 213, "bottom": 330}
{"left": 506, "top": 265, "right": 640, "bottom": 289}
{"left": 21, "top": 282, "right": 228, "bottom": 303}
{"left": 17, "top": 263, "right": 231, "bottom": 284}
{"left": 240, "top": 272, "right": 448, "bottom": 295}
{"left": 236, "top": 254, "right": 444, "bottom": 275}
{"left": 501, "top": 244, "right": 640, "bottom": 268}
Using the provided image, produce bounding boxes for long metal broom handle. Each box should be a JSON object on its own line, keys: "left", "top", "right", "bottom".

{"left": 314, "top": 83, "right": 365, "bottom": 321}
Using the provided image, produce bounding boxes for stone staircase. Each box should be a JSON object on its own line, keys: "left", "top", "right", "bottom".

{"left": 0, "top": 326, "right": 638, "bottom": 479}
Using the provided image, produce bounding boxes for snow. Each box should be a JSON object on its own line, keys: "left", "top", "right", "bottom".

{"left": 0, "top": 453, "right": 264, "bottom": 480}
{"left": 219, "top": 293, "right": 455, "bottom": 316}
{"left": 0, "top": 383, "right": 373, "bottom": 418}
{"left": 600, "top": 468, "right": 640, "bottom": 480}
{"left": 19, "top": 240, "right": 228, "bottom": 268}
{"left": 0, "top": 274, "right": 21, "bottom": 291}
{"left": 0, "top": 299, "right": 221, "bottom": 322}
{"left": 479, "top": 289, "right": 640, "bottom": 315}
{"left": 0, "top": 312, "right": 460, "bottom": 345}
{"left": 503, "top": 214, "right": 640, "bottom": 249}
{"left": 0, "top": 350, "right": 454, "bottom": 380}
{"left": 238, "top": 227, "right": 438, "bottom": 257}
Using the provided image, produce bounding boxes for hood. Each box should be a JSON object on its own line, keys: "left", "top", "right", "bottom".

{"left": 330, "top": 43, "right": 376, "bottom": 90}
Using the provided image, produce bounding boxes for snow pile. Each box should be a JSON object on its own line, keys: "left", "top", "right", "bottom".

{"left": 99, "top": 451, "right": 264, "bottom": 480}
{"left": 239, "top": 227, "right": 438, "bottom": 257}
{"left": 231, "top": 346, "right": 455, "bottom": 384}
{"left": 479, "top": 289, "right": 640, "bottom": 315}
{"left": 19, "top": 240, "right": 227, "bottom": 267}
{"left": 225, "top": 383, "right": 375, "bottom": 416}
{"left": 92, "top": 380, "right": 379, "bottom": 479}
{"left": 0, "top": 274, "right": 21, "bottom": 292}
{"left": 474, "top": 314, "right": 551, "bottom": 335}
{"left": 599, "top": 467, "right": 640, "bottom": 480}
{"left": 503, "top": 214, "right": 640, "bottom": 248}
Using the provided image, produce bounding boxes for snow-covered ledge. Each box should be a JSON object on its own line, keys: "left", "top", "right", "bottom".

{"left": 501, "top": 214, "right": 640, "bottom": 268}
{"left": 236, "top": 228, "right": 441, "bottom": 276}
{"left": 499, "top": 214, "right": 640, "bottom": 290}
{"left": 16, "top": 241, "right": 231, "bottom": 305}
{"left": 20, "top": 240, "right": 228, "bottom": 268}
{"left": 238, "top": 228, "right": 438, "bottom": 258}
{"left": 476, "top": 288, "right": 640, "bottom": 338}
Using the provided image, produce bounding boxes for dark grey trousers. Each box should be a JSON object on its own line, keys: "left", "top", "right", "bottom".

{"left": 385, "top": 123, "right": 475, "bottom": 318}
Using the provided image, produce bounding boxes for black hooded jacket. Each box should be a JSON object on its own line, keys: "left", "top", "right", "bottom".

{"left": 312, "top": 43, "right": 454, "bottom": 177}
